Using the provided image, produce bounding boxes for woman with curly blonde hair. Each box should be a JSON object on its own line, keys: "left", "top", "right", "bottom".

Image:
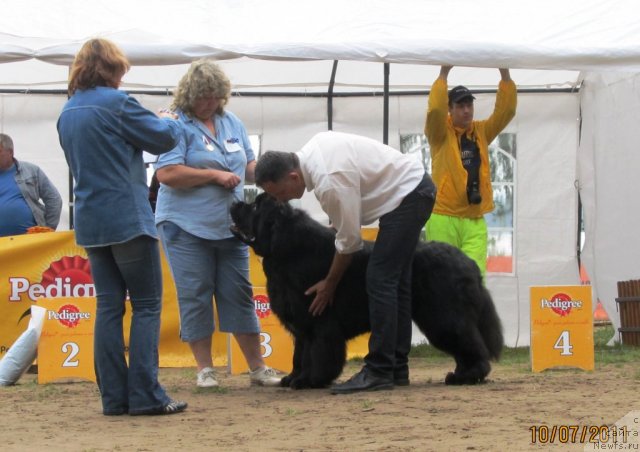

{"left": 170, "top": 61, "right": 231, "bottom": 116}
{"left": 155, "top": 59, "right": 281, "bottom": 389}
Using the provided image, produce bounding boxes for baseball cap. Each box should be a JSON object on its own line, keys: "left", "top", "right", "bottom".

{"left": 448, "top": 85, "right": 476, "bottom": 104}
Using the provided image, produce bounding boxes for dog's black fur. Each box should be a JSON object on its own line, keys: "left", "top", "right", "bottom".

{"left": 230, "top": 193, "right": 503, "bottom": 389}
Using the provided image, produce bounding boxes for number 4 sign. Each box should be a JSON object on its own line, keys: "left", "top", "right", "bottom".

{"left": 530, "top": 285, "right": 594, "bottom": 372}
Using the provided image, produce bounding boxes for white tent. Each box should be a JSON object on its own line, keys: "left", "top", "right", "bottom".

{"left": 1, "top": 0, "right": 639, "bottom": 347}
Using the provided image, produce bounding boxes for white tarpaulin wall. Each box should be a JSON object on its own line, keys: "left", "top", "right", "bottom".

{"left": 1, "top": 0, "right": 639, "bottom": 346}
{"left": 578, "top": 72, "right": 640, "bottom": 346}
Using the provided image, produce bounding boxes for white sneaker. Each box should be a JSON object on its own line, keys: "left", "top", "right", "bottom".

{"left": 249, "top": 366, "right": 281, "bottom": 387}
{"left": 196, "top": 367, "right": 219, "bottom": 388}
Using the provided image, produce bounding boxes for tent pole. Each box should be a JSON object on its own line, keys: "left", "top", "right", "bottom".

{"left": 383, "top": 63, "right": 390, "bottom": 144}
{"left": 576, "top": 103, "right": 583, "bottom": 274}
{"left": 327, "top": 60, "right": 338, "bottom": 130}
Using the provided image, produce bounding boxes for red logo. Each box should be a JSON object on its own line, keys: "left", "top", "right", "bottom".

{"left": 58, "top": 304, "right": 80, "bottom": 328}
{"left": 254, "top": 294, "right": 271, "bottom": 319}
{"left": 41, "top": 255, "right": 93, "bottom": 290}
{"left": 544, "top": 293, "right": 574, "bottom": 317}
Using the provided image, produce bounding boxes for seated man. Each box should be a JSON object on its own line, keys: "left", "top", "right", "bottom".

{"left": 0, "top": 133, "right": 62, "bottom": 237}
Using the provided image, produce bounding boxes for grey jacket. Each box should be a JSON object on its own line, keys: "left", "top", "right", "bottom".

{"left": 13, "top": 159, "right": 62, "bottom": 229}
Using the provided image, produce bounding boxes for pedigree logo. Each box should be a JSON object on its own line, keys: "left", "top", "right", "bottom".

{"left": 540, "top": 292, "right": 583, "bottom": 317}
{"left": 254, "top": 294, "right": 271, "bottom": 319}
{"left": 9, "top": 256, "right": 94, "bottom": 302}
{"left": 48, "top": 304, "right": 91, "bottom": 328}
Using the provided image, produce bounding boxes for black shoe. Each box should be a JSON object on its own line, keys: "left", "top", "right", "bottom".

{"left": 330, "top": 368, "right": 393, "bottom": 395}
{"left": 130, "top": 400, "right": 188, "bottom": 416}
{"left": 393, "top": 368, "right": 410, "bottom": 386}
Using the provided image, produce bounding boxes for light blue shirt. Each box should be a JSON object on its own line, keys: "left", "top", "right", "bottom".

{"left": 154, "top": 109, "right": 255, "bottom": 240}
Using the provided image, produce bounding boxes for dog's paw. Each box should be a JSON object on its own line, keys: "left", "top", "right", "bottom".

{"left": 445, "top": 371, "right": 464, "bottom": 385}
{"left": 289, "top": 377, "right": 313, "bottom": 390}
{"left": 445, "top": 371, "right": 484, "bottom": 385}
{"left": 280, "top": 373, "right": 311, "bottom": 389}
{"left": 281, "top": 374, "right": 294, "bottom": 387}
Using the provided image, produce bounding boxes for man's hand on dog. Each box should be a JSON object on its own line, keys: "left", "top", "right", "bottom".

{"left": 306, "top": 279, "right": 336, "bottom": 316}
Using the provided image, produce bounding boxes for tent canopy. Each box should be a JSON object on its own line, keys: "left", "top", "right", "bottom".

{"left": 3, "top": 0, "right": 639, "bottom": 68}
{"left": 3, "top": 0, "right": 639, "bottom": 93}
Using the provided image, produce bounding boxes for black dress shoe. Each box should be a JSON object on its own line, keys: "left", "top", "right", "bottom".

{"left": 330, "top": 368, "right": 393, "bottom": 394}
{"left": 394, "top": 368, "right": 410, "bottom": 386}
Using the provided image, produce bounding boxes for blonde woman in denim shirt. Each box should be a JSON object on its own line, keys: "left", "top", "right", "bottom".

{"left": 57, "top": 38, "right": 187, "bottom": 416}
{"left": 155, "top": 60, "right": 280, "bottom": 389}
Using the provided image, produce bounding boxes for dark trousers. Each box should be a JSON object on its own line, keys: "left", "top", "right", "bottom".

{"left": 364, "top": 175, "right": 435, "bottom": 378}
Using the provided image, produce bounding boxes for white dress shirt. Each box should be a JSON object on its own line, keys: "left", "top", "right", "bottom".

{"left": 297, "top": 131, "right": 424, "bottom": 254}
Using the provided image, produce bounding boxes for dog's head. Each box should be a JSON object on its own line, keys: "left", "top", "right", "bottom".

{"left": 229, "top": 200, "right": 257, "bottom": 245}
{"left": 230, "top": 193, "right": 294, "bottom": 257}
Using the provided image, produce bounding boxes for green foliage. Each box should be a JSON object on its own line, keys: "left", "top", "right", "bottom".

{"left": 592, "top": 324, "right": 640, "bottom": 363}
{"left": 594, "top": 324, "right": 615, "bottom": 347}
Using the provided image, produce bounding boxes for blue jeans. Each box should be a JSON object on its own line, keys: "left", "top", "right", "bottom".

{"left": 86, "top": 235, "right": 170, "bottom": 415}
{"left": 157, "top": 222, "right": 259, "bottom": 341}
{"left": 365, "top": 175, "right": 435, "bottom": 378}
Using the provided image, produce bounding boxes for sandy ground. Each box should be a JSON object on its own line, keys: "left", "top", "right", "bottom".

{"left": 1, "top": 354, "right": 638, "bottom": 452}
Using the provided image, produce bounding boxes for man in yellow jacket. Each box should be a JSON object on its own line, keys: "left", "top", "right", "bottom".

{"left": 425, "top": 65, "right": 517, "bottom": 277}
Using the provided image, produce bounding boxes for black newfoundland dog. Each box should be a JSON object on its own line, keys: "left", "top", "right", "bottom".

{"left": 230, "top": 193, "right": 503, "bottom": 389}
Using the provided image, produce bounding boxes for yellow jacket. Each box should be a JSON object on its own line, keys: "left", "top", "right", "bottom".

{"left": 425, "top": 77, "right": 517, "bottom": 218}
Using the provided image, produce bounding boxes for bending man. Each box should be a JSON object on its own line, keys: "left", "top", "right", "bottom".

{"left": 255, "top": 131, "right": 436, "bottom": 394}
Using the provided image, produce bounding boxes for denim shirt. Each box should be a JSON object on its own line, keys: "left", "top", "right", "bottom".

{"left": 57, "top": 86, "right": 181, "bottom": 247}
{"left": 13, "top": 159, "right": 62, "bottom": 228}
{"left": 154, "top": 109, "right": 255, "bottom": 240}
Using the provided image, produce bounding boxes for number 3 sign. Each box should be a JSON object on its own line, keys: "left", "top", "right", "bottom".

{"left": 530, "top": 285, "right": 594, "bottom": 372}
{"left": 37, "top": 297, "right": 96, "bottom": 383}
{"left": 229, "top": 289, "right": 294, "bottom": 375}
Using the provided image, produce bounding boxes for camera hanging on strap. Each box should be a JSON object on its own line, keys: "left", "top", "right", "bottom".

{"left": 460, "top": 134, "right": 482, "bottom": 205}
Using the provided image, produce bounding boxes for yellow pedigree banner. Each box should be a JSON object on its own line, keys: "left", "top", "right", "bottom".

{"left": 229, "top": 287, "right": 294, "bottom": 375}
{"left": 0, "top": 231, "right": 226, "bottom": 368}
{"left": 530, "top": 285, "right": 594, "bottom": 372}
{"left": 1, "top": 231, "right": 369, "bottom": 372}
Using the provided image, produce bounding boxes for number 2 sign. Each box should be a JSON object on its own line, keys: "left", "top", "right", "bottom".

{"left": 530, "top": 285, "right": 594, "bottom": 372}
{"left": 37, "top": 297, "right": 96, "bottom": 383}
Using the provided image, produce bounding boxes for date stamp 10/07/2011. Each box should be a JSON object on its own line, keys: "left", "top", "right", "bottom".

{"left": 529, "top": 424, "right": 637, "bottom": 447}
